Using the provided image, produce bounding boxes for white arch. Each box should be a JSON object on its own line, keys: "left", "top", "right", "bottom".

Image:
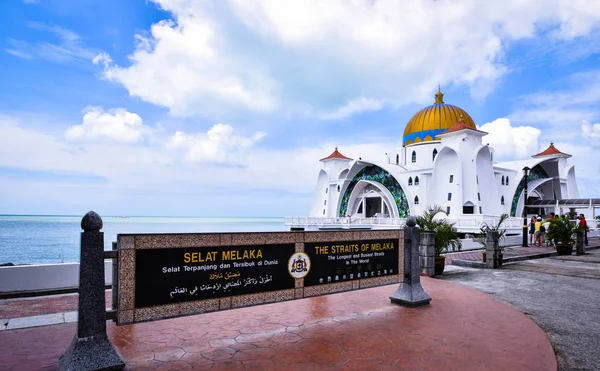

{"left": 430, "top": 146, "right": 462, "bottom": 211}
{"left": 346, "top": 180, "right": 400, "bottom": 218}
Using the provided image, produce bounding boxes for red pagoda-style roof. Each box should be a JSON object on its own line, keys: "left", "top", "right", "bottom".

{"left": 532, "top": 143, "right": 571, "bottom": 158}
{"left": 320, "top": 147, "right": 353, "bottom": 161}
{"left": 438, "top": 115, "right": 487, "bottom": 136}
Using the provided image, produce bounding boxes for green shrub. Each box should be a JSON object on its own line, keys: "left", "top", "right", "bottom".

{"left": 416, "top": 205, "right": 462, "bottom": 256}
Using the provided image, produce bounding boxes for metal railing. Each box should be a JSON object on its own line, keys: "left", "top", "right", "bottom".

{"left": 285, "top": 215, "right": 524, "bottom": 231}
{"left": 452, "top": 215, "right": 523, "bottom": 229}
{"left": 284, "top": 216, "right": 406, "bottom": 227}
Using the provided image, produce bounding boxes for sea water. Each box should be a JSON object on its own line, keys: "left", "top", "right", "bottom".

{"left": 0, "top": 215, "right": 287, "bottom": 265}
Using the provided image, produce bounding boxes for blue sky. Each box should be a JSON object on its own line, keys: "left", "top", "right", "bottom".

{"left": 1, "top": 0, "right": 599, "bottom": 217}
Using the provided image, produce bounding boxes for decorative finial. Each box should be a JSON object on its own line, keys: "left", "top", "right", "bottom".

{"left": 335, "top": 146, "right": 338, "bottom": 151}
{"left": 434, "top": 85, "right": 444, "bottom": 104}
{"left": 81, "top": 211, "right": 103, "bottom": 232}
{"left": 406, "top": 216, "right": 417, "bottom": 227}
{"left": 550, "top": 142, "right": 554, "bottom": 147}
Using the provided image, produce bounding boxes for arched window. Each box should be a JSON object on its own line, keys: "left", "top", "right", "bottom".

{"left": 408, "top": 177, "right": 413, "bottom": 186}
{"left": 501, "top": 176, "right": 505, "bottom": 185}
{"left": 414, "top": 196, "right": 419, "bottom": 204}
{"left": 506, "top": 177, "right": 509, "bottom": 186}
{"left": 396, "top": 154, "right": 399, "bottom": 165}
{"left": 432, "top": 148, "right": 438, "bottom": 161}
{"left": 325, "top": 188, "right": 328, "bottom": 193}
{"left": 324, "top": 200, "right": 327, "bottom": 205}
{"left": 411, "top": 151, "right": 416, "bottom": 163}
{"left": 501, "top": 196, "right": 505, "bottom": 205}
{"left": 337, "top": 185, "right": 340, "bottom": 192}
{"left": 415, "top": 176, "right": 420, "bottom": 185}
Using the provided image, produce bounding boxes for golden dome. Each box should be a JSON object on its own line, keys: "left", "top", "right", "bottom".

{"left": 403, "top": 88, "right": 476, "bottom": 145}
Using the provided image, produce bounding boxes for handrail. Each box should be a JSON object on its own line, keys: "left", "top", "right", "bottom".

{"left": 285, "top": 216, "right": 524, "bottom": 229}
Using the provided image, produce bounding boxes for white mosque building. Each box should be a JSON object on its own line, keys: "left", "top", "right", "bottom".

{"left": 286, "top": 88, "right": 596, "bottom": 233}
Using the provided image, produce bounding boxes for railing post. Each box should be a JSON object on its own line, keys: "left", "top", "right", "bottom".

{"left": 576, "top": 230, "right": 585, "bottom": 256}
{"left": 59, "top": 211, "right": 125, "bottom": 371}
{"left": 111, "top": 241, "right": 118, "bottom": 311}
{"left": 390, "top": 217, "right": 431, "bottom": 306}
{"left": 486, "top": 230, "right": 500, "bottom": 269}
{"left": 419, "top": 232, "right": 435, "bottom": 277}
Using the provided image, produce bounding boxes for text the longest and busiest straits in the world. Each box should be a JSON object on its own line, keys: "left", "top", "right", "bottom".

{"left": 0, "top": 215, "right": 287, "bottom": 265}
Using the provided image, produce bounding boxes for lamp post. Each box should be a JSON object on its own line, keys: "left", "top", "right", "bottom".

{"left": 522, "top": 166, "right": 531, "bottom": 247}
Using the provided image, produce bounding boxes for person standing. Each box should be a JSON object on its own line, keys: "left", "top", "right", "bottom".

{"left": 529, "top": 216, "right": 536, "bottom": 246}
{"left": 578, "top": 214, "right": 589, "bottom": 246}
{"left": 535, "top": 217, "right": 543, "bottom": 246}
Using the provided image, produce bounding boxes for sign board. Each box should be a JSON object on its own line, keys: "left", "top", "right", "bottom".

{"left": 135, "top": 244, "right": 295, "bottom": 308}
{"left": 304, "top": 239, "right": 398, "bottom": 286}
{"left": 116, "top": 230, "right": 402, "bottom": 325}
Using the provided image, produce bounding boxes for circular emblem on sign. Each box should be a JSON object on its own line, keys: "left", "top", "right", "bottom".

{"left": 288, "top": 252, "right": 311, "bottom": 279}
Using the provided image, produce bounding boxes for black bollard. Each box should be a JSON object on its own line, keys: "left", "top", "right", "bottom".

{"left": 59, "top": 211, "right": 125, "bottom": 371}
{"left": 390, "top": 216, "right": 431, "bottom": 307}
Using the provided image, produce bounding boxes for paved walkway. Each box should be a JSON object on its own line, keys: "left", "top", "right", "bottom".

{"left": 440, "top": 250, "right": 600, "bottom": 371}
{"left": 445, "top": 236, "right": 600, "bottom": 266}
{"left": 0, "top": 278, "right": 556, "bottom": 371}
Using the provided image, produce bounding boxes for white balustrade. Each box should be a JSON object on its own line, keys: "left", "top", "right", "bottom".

{"left": 285, "top": 215, "right": 524, "bottom": 232}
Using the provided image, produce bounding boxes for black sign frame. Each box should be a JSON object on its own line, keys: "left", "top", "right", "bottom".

{"left": 303, "top": 238, "right": 398, "bottom": 286}
{"left": 134, "top": 243, "right": 295, "bottom": 308}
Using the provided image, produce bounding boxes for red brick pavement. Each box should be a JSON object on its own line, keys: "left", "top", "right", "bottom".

{"left": 0, "top": 291, "right": 112, "bottom": 319}
{"left": 0, "top": 278, "right": 557, "bottom": 371}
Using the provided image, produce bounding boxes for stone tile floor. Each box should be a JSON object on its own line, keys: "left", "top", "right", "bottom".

{"left": 445, "top": 236, "right": 599, "bottom": 265}
{"left": 0, "top": 278, "right": 557, "bottom": 371}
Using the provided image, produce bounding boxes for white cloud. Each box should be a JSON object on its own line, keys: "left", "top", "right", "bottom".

{"left": 479, "top": 118, "right": 541, "bottom": 160}
{"left": 96, "top": 0, "right": 600, "bottom": 118}
{"left": 0, "top": 113, "right": 400, "bottom": 215}
{"left": 167, "top": 123, "right": 266, "bottom": 164}
{"left": 65, "top": 107, "right": 150, "bottom": 143}
{"left": 510, "top": 70, "right": 600, "bottom": 140}
{"left": 97, "top": 17, "right": 276, "bottom": 117}
{"left": 581, "top": 120, "right": 600, "bottom": 142}
{"left": 5, "top": 47, "right": 34, "bottom": 59}
{"left": 322, "top": 98, "right": 384, "bottom": 120}
{"left": 6, "top": 23, "right": 95, "bottom": 63}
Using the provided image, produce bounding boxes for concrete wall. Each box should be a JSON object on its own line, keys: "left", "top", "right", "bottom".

{"left": 0, "top": 261, "right": 113, "bottom": 293}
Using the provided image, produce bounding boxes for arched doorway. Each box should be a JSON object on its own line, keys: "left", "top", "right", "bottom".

{"left": 347, "top": 181, "right": 398, "bottom": 218}
{"left": 338, "top": 165, "right": 410, "bottom": 218}
{"left": 463, "top": 201, "right": 475, "bottom": 214}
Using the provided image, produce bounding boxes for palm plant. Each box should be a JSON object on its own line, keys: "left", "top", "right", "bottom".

{"left": 416, "top": 205, "right": 462, "bottom": 256}
{"left": 478, "top": 213, "right": 509, "bottom": 251}
{"left": 546, "top": 217, "right": 576, "bottom": 245}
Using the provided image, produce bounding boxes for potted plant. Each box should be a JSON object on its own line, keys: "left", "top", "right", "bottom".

{"left": 546, "top": 217, "right": 576, "bottom": 255}
{"left": 416, "top": 205, "right": 462, "bottom": 275}
{"left": 479, "top": 214, "right": 509, "bottom": 266}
